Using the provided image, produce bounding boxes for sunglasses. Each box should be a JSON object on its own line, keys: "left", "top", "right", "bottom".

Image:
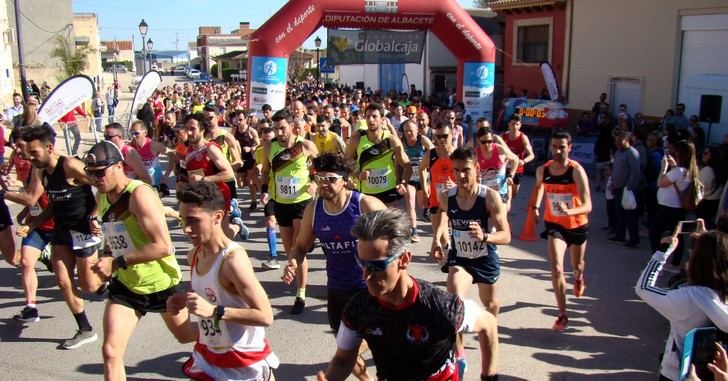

{"left": 130, "top": 131, "right": 142, "bottom": 136}
{"left": 355, "top": 250, "right": 404, "bottom": 272}
{"left": 435, "top": 134, "right": 450, "bottom": 139}
{"left": 480, "top": 140, "right": 493, "bottom": 144}
{"left": 104, "top": 134, "right": 119, "bottom": 140}
{"left": 315, "top": 174, "right": 343, "bottom": 184}
{"left": 85, "top": 165, "right": 113, "bottom": 178}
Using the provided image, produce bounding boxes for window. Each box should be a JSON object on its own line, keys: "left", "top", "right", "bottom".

{"left": 517, "top": 25, "right": 549, "bottom": 63}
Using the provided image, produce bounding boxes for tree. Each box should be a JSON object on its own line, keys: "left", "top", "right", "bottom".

{"left": 49, "top": 36, "right": 97, "bottom": 81}
{"left": 473, "top": 0, "right": 490, "bottom": 8}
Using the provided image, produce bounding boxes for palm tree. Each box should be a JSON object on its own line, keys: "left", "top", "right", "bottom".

{"left": 49, "top": 35, "right": 96, "bottom": 81}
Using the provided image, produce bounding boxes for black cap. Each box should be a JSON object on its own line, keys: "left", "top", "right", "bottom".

{"left": 84, "top": 141, "right": 123, "bottom": 167}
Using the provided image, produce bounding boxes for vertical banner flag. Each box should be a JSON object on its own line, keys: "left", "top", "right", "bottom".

{"left": 37, "top": 75, "right": 95, "bottom": 123}
{"left": 540, "top": 61, "right": 560, "bottom": 101}
{"left": 249, "top": 56, "right": 288, "bottom": 112}
{"left": 129, "top": 70, "right": 163, "bottom": 128}
{"left": 462, "top": 62, "right": 495, "bottom": 121}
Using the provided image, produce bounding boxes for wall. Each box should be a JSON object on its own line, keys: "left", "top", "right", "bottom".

{"left": 0, "top": 0, "right": 16, "bottom": 106}
{"left": 73, "top": 13, "right": 102, "bottom": 84}
{"left": 568, "top": 0, "right": 728, "bottom": 117}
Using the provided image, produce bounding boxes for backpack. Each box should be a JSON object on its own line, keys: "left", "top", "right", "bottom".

{"left": 674, "top": 178, "right": 704, "bottom": 212}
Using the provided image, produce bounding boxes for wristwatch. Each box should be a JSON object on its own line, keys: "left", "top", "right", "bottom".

{"left": 481, "top": 232, "right": 489, "bottom": 243}
{"left": 114, "top": 255, "right": 129, "bottom": 270}
{"left": 88, "top": 215, "right": 100, "bottom": 222}
{"left": 214, "top": 305, "right": 226, "bottom": 329}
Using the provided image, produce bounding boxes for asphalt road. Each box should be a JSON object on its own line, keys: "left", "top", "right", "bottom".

{"left": 0, "top": 73, "right": 669, "bottom": 380}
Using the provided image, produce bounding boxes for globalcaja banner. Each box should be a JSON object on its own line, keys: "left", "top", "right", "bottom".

{"left": 503, "top": 98, "right": 569, "bottom": 129}
{"left": 327, "top": 29, "right": 426, "bottom": 65}
{"left": 462, "top": 62, "right": 495, "bottom": 121}
{"left": 249, "top": 56, "right": 288, "bottom": 112}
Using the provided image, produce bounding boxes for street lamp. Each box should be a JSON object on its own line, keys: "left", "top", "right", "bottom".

{"left": 147, "top": 38, "right": 154, "bottom": 71}
{"left": 138, "top": 19, "right": 148, "bottom": 73}
{"left": 112, "top": 52, "right": 118, "bottom": 82}
{"left": 314, "top": 36, "right": 322, "bottom": 87}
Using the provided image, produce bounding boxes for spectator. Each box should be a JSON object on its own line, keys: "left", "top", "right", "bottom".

{"left": 609, "top": 130, "right": 642, "bottom": 247}
{"left": 645, "top": 131, "right": 665, "bottom": 230}
{"left": 690, "top": 115, "right": 706, "bottom": 161}
{"left": 5, "top": 93, "right": 23, "bottom": 121}
{"left": 136, "top": 98, "right": 156, "bottom": 137}
{"left": 593, "top": 113, "right": 615, "bottom": 192}
{"left": 91, "top": 92, "right": 105, "bottom": 132}
{"left": 105, "top": 86, "right": 117, "bottom": 124}
{"left": 697, "top": 146, "right": 726, "bottom": 230}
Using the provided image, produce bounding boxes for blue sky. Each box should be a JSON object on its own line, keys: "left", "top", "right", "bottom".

{"left": 72, "top": 0, "right": 476, "bottom": 51}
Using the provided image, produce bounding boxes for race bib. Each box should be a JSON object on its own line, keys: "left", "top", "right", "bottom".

{"left": 276, "top": 176, "right": 302, "bottom": 200}
{"left": 102, "top": 221, "right": 134, "bottom": 258}
{"left": 70, "top": 230, "right": 102, "bottom": 251}
{"left": 410, "top": 164, "right": 420, "bottom": 182}
{"left": 198, "top": 318, "right": 233, "bottom": 348}
{"left": 29, "top": 203, "right": 42, "bottom": 217}
{"left": 367, "top": 168, "right": 389, "bottom": 189}
{"left": 548, "top": 193, "right": 573, "bottom": 216}
{"left": 452, "top": 229, "right": 488, "bottom": 259}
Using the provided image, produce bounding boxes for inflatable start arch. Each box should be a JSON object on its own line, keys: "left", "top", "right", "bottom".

{"left": 247, "top": 0, "right": 496, "bottom": 120}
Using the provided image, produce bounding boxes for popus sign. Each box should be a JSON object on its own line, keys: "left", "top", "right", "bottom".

{"left": 327, "top": 29, "right": 426, "bottom": 65}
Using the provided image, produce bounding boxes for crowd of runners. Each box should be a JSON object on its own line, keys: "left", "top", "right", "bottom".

{"left": 0, "top": 80, "right": 610, "bottom": 381}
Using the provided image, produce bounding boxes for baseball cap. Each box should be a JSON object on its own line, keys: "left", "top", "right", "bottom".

{"left": 406, "top": 105, "right": 418, "bottom": 114}
{"left": 84, "top": 141, "right": 124, "bottom": 167}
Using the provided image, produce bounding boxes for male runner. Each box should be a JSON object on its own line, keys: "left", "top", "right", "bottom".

{"left": 168, "top": 182, "right": 278, "bottom": 380}
{"left": 421, "top": 123, "right": 456, "bottom": 245}
{"left": 345, "top": 103, "right": 411, "bottom": 207}
{"left": 254, "top": 125, "right": 281, "bottom": 270}
{"left": 312, "top": 116, "right": 345, "bottom": 155}
{"left": 401, "top": 119, "right": 434, "bottom": 241}
{"left": 231, "top": 110, "right": 260, "bottom": 211}
{"left": 260, "top": 109, "right": 318, "bottom": 314}
{"left": 203, "top": 105, "right": 243, "bottom": 214}
{"left": 501, "top": 115, "right": 534, "bottom": 201}
{"left": 530, "top": 131, "right": 592, "bottom": 332}
{"left": 17, "top": 126, "right": 103, "bottom": 349}
{"left": 317, "top": 208, "right": 499, "bottom": 381}
{"left": 282, "top": 153, "right": 385, "bottom": 381}
{"left": 183, "top": 113, "right": 248, "bottom": 240}
{"left": 83, "top": 141, "right": 184, "bottom": 380}
{"left": 103, "top": 123, "right": 151, "bottom": 184}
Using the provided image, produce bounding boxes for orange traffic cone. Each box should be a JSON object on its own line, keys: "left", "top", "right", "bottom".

{"left": 518, "top": 209, "right": 538, "bottom": 241}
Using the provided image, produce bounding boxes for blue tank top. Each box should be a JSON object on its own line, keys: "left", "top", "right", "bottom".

{"left": 313, "top": 191, "right": 366, "bottom": 290}
{"left": 403, "top": 136, "right": 425, "bottom": 183}
{"left": 446, "top": 184, "right": 498, "bottom": 259}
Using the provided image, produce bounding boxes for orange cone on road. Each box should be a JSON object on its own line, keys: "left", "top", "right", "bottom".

{"left": 519, "top": 209, "right": 538, "bottom": 241}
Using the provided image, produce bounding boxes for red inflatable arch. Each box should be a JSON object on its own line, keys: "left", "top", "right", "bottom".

{"left": 247, "top": 0, "right": 496, "bottom": 120}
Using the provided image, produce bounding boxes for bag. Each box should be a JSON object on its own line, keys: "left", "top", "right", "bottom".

{"left": 674, "top": 179, "right": 704, "bottom": 212}
{"left": 621, "top": 189, "right": 637, "bottom": 210}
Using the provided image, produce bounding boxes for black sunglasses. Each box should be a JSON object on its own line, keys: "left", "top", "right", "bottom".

{"left": 85, "top": 165, "right": 113, "bottom": 178}
{"left": 435, "top": 134, "right": 450, "bottom": 139}
{"left": 480, "top": 139, "right": 493, "bottom": 144}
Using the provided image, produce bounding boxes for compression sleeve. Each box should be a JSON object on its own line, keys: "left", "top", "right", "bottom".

{"left": 335, "top": 323, "right": 362, "bottom": 351}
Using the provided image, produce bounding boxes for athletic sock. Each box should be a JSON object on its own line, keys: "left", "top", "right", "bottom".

{"left": 296, "top": 288, "right": 306, "bottom": 299}
{"left": 73, "top": 311, "right": 92, "bottom": 332}
{"left": 26, "top": 302, "right": 37, "bottom": 309}
{"left": 266, "top": 227, "right": 278, "bottom": 258}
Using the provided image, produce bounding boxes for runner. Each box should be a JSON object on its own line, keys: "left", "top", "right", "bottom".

{"left": 82, "top": 141, "right": 185, "bottom": 380}
{"left": 345, "top": 103, "right": 411, "bottom": 208}
{"left": 475, "top": 126, "right": 519, "bottom": 209}
{"left": 254, "top": 124, "right": 281, "bottom": 270}
{"left": 162, "top": 125, "right": 189, "bottom": 193}
{"left": 415, "top": 110, "right": 434, "bottom": 142}
{"left": 168, "top": 181, "right": 279, "bottom": 380}
{"left": 260, "top": 109, "right": 318, "bottom": 314}
{"left": 128, "top": 121, "right": 171, "bottom": 194}
{"left": 421, "top": 123, "right": 456, "bottom": 247}
{"left": 231, "top": 110, "right": 260, "bottom": 211}
{"left": 104, "top": 123, "right": 152, "bottom": 184}
{"left": 501, "top": 115, "right": 534, "bottom": 201}
{"left": 529, "top": 130, "right": 592, "bottom": 332}
{"left": 282, "top": 153, "right": 385, "bottom": 381}
{"left": 400, "top": 119, "right": 434, "bottom": 241}
{"left": 432, "top": 146, "right": 510, "bottom": 378}
{"left": 203, "top": 105, "right": 244, "bottom": 218}
{"left": 16, "top": 126, "right": 103, "bottom": 349}
{"left": 323, "top": 103, "right": 350, "bottom": 139}
{"left": 183, "top": 114, "right": 248, "bottom": 241}
{"left": 312, "top": 116, "right": 346, "bottom": 155}
{"left": 317, "top": 208, "right": 499, "bottom": 381}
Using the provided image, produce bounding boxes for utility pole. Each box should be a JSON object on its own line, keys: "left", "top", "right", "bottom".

{"left": 13, "top": 0, "right": 28, "bottom": 101}
{"left": 175, "top": 32, "right": 179, "bottom": 51}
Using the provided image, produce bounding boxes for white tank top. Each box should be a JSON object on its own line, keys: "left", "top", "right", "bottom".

{"left": 191, "top": 242, "right": 267, "bottom": 355}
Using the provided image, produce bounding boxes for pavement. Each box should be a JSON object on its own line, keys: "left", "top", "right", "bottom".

{"left": 0, "top": 73, "right": 670, "bottom": 380}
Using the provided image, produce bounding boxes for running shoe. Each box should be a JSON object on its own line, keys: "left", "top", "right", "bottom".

{"left": 262, "top": 258, "right": 280, "bottom": 270}
{"left": 230, "top": 199, "right": 242, "bottom": 219}
{"left": 232, "top": 217, "right": 250, "bottom": 241}
{"left": 290, "top": 297, "right": 305, "bottom": 315}
{"left": 552, "top": 314, "right": 569, "bottom": 332}
{"left": 39, "top": 246, "right": 53, "bottom": 273}
{"left": 61, "top": 330, "right": 98, "bottom": 350}
{"left": 456, "top": 357, "right": 468, "bottom": 380}
{"left": 573, "top": 275, "right": 586, "bottom": 298}
{"left": 411, "top": 227, "right": 420, "bottom": 242}
{"left": 13, "top": 306, "right": 39, "bottom": 323}
{"left": 249, "top": 201, "right": 258, "bottom": 212}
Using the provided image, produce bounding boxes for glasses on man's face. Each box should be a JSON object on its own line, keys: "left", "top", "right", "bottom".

{"left": 104, "top": 134, "right": 119, "bottom": 140}
{"left": 480, "top": 139, "right": 493, "bottom": 145}
{"left": 355, "top": 250, "right": 404, "bottom": 272}
{"left": 315, "top": 174, "right": 343, "bottom": 184}
{"left": 130, "top": 130, "right": 142, "bottom": 136}
{"left": 435, "top": 134, "right": 450, "bottom": 140}
{"left": 85, "top": 165, "right": 112, "bottom": 178}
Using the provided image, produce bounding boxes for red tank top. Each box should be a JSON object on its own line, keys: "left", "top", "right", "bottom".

{"left": 542, "top": 160, "right": 588, "bottom": 228}
{"left": 131, "top": 137, "right": 154, "bottom": 162}
{"left": 185, "top": 141, "right": 231, "bottom": 206}
{"left": 428, "top": 148, "right": 454, "bottom": 208}
{"left": 502, "top": 131, "right": 526, "bottom": 174}
{"left": 476, "top": 144, "right": 504, "bottom": 175}
{"left": 34, "top": 192, "right": 55, "bottom": 231}
{"left": 120, "top": 144, "right": 136, "bottom": 177}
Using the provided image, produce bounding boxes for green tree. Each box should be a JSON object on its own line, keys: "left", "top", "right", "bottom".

{"left": 473, "top": 0, "right": 490, "bottom": 7}
{"left": 49, "top": 36, "right": 97, "bottom": 81}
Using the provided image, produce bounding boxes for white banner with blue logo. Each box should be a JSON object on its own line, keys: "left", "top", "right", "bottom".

{"left": 462, "top": 62, "right": 495, "bottom": 121}
{"left": 249, "top": 56, "right": 288, "bottom": 112}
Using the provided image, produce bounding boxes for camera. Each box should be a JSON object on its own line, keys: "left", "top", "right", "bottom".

{"left": 678, "top": 220, "right": 697, "bottom": 235}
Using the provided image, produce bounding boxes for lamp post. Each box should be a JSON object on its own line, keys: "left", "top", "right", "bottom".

{"left": 112, "top": 53, "right": 118, "bottom": 82}
{"left": 314, "top": 36, "right": 321, "bottom": 87}
{"left": 147, "top": 38, "right": 154, "bottom": 71}
{"left": 138, "top": 19, "right": 148, "bottom": 73}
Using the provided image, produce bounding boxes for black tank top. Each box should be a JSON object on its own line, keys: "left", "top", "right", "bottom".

{"left": 446, "top": 184, "right": 497, "bottom": 258}
{"left": 234, "top": 127, "right": 255, "bottom": 150}
{"left": 42, "top": 156, "right": 96, "bottom": 232}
